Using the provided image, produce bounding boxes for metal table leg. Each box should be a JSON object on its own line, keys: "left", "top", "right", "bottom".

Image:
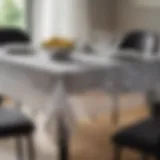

{"left": 46, "top": 76, "right": 74, "bottom": 160}
{"left": 57, "top": 116, "right": 69, "bottom": 160}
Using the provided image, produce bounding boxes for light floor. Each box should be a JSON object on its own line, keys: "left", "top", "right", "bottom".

{"left": 0, "top": 92, "right": 149, "bottom": 160}
{"left": 70, "top": 105, "right": 148, "bottom": 160}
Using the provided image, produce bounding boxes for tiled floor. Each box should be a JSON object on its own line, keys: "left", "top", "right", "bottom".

{"left": 0, "top": 92, "right": 147, "bottom": 160}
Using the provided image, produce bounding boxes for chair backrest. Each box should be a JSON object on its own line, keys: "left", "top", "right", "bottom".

{"left": 0, "top": 28, "right": 30, "bottom": 45}
{"left": 119, "top": 30, "right": 160, "bottom": 54}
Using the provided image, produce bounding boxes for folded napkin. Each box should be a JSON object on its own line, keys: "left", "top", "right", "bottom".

{"left": 5, "top": 44, "right": 34, "bottom": 55}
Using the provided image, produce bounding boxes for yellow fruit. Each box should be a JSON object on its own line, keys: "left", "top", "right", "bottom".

{"left": 42, "top": 37, "right": 74, "bottom": 49}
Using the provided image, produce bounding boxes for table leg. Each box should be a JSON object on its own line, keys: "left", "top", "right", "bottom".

{"left": 57, "top": 115, "right": 69, "bottom": 160}
{"left": 45, "top": 76, "right": 74, "bottom": 160}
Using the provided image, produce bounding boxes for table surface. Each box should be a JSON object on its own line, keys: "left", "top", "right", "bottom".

{"left": 71, "top": 52, "right": 120, "bottom": 68}
{"left": 0, "top": 49, "right": 87, "bottom": 75}
{"left": 1, "top": 47, "right": 155, "bottom": 75}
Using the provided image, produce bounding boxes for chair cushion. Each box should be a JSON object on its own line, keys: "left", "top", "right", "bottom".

{"left": 0, "top": 108, "right": 34, "bottom": 137}
{"left": 113, "top": 118, "right": 160, "bottom": 154}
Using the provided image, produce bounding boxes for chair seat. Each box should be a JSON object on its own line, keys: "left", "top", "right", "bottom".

{"left": 113, "top": 118, "right": 160, "bottom": 154}
{"left": 0, "top": 108, "right": 34, "bottom": 137}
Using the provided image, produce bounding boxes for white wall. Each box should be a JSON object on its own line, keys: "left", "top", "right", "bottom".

{"left": 58, "top": 0, "right": 91, "bottom": 39}
{"left": 89, "top": 0, "right": 116, "bottom": 32}
{"left": 117, "top": 0, "right": 160, "bottom": 33}
{"left": 32, "top": 0, "right": 91, "bottom": 41}
{"left": 57, "top": 0, "right": 115, "bottom": 39}
{"left": 32, "top": 0, "right": 115, "bottom": 44}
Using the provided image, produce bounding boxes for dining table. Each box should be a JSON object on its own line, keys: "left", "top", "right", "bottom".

{"left": 0, "top": 46, "right": 159, "bottom": 160}
{"left": 0, "top": 46, "right": 119, "bottom": 160}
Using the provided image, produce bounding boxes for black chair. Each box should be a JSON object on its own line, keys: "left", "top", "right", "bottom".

{"left": 112, "top": 30, "right": 160, "bottom": 160}
{"left": 0, "top": 28, "right": 30, "bottom": 45}
{"left": 112, "top": 93, "right": 160, "bottom": 160}
{"left": 0, "top": 28, "right": 34, "bottom": 159}
{"left": 0, "top": 106, "right": 35, "bottom": 160}
{"left": 112, "top": 118, "right": 160, "bottom": 160}
{"left": 119, "top": 30, "right": 160, "bottom": 54}
{"left": 111, "top": 30, "right": 160, "bottom": 124}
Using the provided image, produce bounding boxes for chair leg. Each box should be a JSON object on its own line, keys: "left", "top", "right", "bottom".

{"left": 16, "top": 137, "right": 24, "bottom": 160}
{"left": 27, "top": 134, "right": 35, "bottom": 160}
{"left": 113, "top": 145, "right": 121, "bottom": 160}
{"left": 59, "top": 127, "right": 69, "bottom": 160}
{"left": 111, "top": 92, "right": 120, "bottom": 125}
{"left": 58, "top": 118, "right": 69, "bottom": 160}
